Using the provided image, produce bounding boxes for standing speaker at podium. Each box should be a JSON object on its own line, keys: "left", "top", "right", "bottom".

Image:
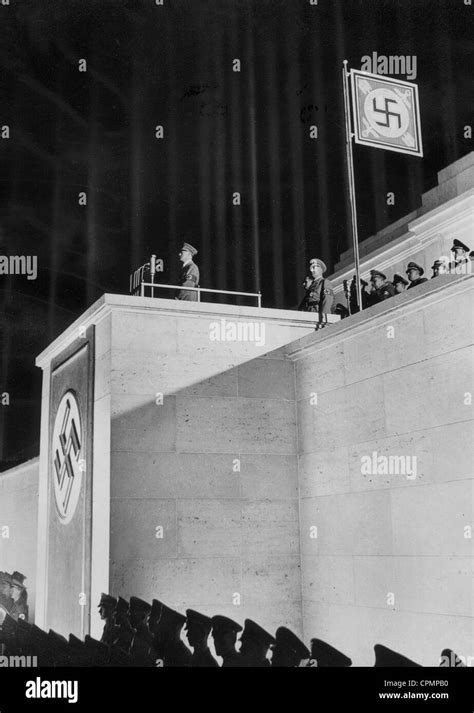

{"left": 177, "top": 243, "right": 200, "bottom": 301}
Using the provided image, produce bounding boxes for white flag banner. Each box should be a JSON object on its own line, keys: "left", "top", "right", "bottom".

{"left": 350, "top": 69, "right": 423, "bottom": 157}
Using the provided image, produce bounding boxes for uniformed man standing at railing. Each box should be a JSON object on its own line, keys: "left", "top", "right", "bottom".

{"left": 298, "top": 258, "right": 335, "bottom": 315}
{"left": 177, "top": 242, "right": 200, "bottom": 301}
{"left": 449, "top": 239, "right": 471, "bottom": 274}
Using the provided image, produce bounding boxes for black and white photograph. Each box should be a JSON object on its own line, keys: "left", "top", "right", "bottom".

{"left": 0, "top": 0, "right": 473, "bottom": 707}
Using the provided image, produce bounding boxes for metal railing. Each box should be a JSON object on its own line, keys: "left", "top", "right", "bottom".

{"left": 130, "top": 263, "right": 150, "bottom": 296}
{"left": 129, "top": 255, "right": 262, "bottom": 307}
{"left": 139, "top": 282, "right": 262, "bottom": 307}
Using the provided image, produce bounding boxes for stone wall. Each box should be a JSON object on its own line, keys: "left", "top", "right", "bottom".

{"left": 282, "top": 273, "right": 473, "bottom": 665}
{"left": 106, "top": 301, "right": 321, "bottom": 636}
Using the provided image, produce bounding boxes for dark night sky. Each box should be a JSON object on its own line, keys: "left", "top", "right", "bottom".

{"left": 0, "top": 0, "right": 472, "bottom": 466}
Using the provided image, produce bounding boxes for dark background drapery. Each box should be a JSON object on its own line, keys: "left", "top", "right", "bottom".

{"left": 0, "top": 0, "right": 472, "bottom": 466}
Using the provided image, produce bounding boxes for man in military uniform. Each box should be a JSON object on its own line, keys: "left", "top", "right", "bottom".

{"left": 185, "top": 609, "right": 218, "bottom": 667}
{"left": 431, "top": 258, "right": 449, "bottom": 279}
{"left": 449, "top": 239, "right": 471, "bottom": 274}
{"left": 9, "top": 572, "right": 28, "bottom": 622}
{"left": 374, "top": 643, "right": 421, "bottom": 667}
{"left": 308, "top": 638, "right": 352, "bottom": 667}
{"left": 112, "top": 597, "right": 134, "bottom": 653}
{"left": 238, "top": 619, "right": 275, "bottom": 667}
{"left": 366, "top": 270, "right": 396, "bottom": 305}
{"left": 177, "top": 242, "right": 200, "bottom": 301}
{"left": 98, "top": 592, "right": 118, "bottom": 646}
{"left": 148, "top": 599, "right": 162, "bottom": 633}
{"left": 392, "top": 274, "right": 409, "bottom": 293}
{"left": 152, "top": 601, "right": 192, "bottom": 666}
{"left": 211, "top": 615, "right": 243, "bottom": 667}
{"left": 298, "top": 258, "right": 335, "bottom": 315}
{"left": 129, "top": 597, "right": 156, "bottom": 666}
{"left": 271, "top": 627, "right": 310, "bottom": 667}
{"left": 406, "top": 261, "right": 428, "bottom": 289}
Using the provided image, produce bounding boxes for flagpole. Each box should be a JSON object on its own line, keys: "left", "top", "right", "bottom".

{"left": 342, "top": 60, "right": 363, "bottom": 312}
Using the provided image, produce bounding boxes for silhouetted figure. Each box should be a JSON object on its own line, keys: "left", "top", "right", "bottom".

{"left": 68, "top": 634, "right": 88, "bottom": 667}
{"left": 84, "top": 634, "right": 110, "bottom": 667}
{"left": 109, "top": 643, "right": 132, "bottom": 667}
{"left": 113, "top": 597, "right": 134, "bottom": 653}
{"left": 271, "top": 627, "right": 310, "bottom": 667}
{"left": 0, "top": 613, "right": 19, "bottom": 654}
{"left": 98, "top": 592, "right": 118, "bottom": 646}
{"left": 309, "top": 638, "right": 352, "bottom": 667}
{"left": 239, "top": 619, "right": 275, "bottom": 667}
{"left": 211, "top": 615, "right": 243, "bottom": 667}
{"left": 148, "top": 599, "right": 162, "bottom": 636}
{"left": 129, "top": 596, "right": 156, "bottom": 666}
{"left": 374, "top": 644, "right": 421, "bottom": 667}
{"left": 32, "top": 625, "right": 53, "bottom": 666}
{"left": 15, "top": 618, "right": 33, "bottom": 655}
{"left": 185, "top": 609, "right": 218, "bottom": 667}
{"left": 152, "top": 601, "right": 192, "bottom": 667}
{"left": 439, "top": 648, "right": 466, "bottom": 667}
{"left": 48, "top": 630, "right": 71, "bottom": 666}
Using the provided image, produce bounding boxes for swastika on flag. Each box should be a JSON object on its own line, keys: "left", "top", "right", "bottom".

{"left": 51, "top": 390, "right": 83, "bottom": 525}
{"left": 350, "top": 69, "right": 423, "bottom": 157}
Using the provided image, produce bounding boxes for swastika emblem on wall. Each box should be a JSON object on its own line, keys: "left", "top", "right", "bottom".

{"left": 350, "top": 69, "right": 423, "bottom": 157}
{"left": 51, "top": 390, "right": 83, "bottom": 524}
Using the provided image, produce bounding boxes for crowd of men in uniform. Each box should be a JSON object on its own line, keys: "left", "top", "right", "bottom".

{"left": 298, "top": 239, "right": 472, "bottom": 319}
{"left": 0, "top": 571, "right": 29, "bottom": 623}
{"left": 0, "top": 592, "right": 466, "bottom": 667}
{"left": 157, "top": 237, "right": 472, "bottom": 315}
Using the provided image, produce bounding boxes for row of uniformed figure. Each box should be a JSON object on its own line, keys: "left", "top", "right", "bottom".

{"left": 0, "top": 571, "right": 29, "bottom": 623}
{"left": 298, "top": 239, "right": 472, "bottom": 319}
{"left": 347, "top": 239, "right": 472, "bottom": 315}
{"left": 0, "top": 592, "right": 466, "bottom": 667}
{"left": 164, "top": 238, "right": 471, "bottom": 312}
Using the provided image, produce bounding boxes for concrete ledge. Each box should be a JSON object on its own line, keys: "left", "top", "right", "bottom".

{"left": 36, "top": 293, "right": 339, "bottom": 368}
{"left": 279, "top": 273, "right": 473, "bottom": 361}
